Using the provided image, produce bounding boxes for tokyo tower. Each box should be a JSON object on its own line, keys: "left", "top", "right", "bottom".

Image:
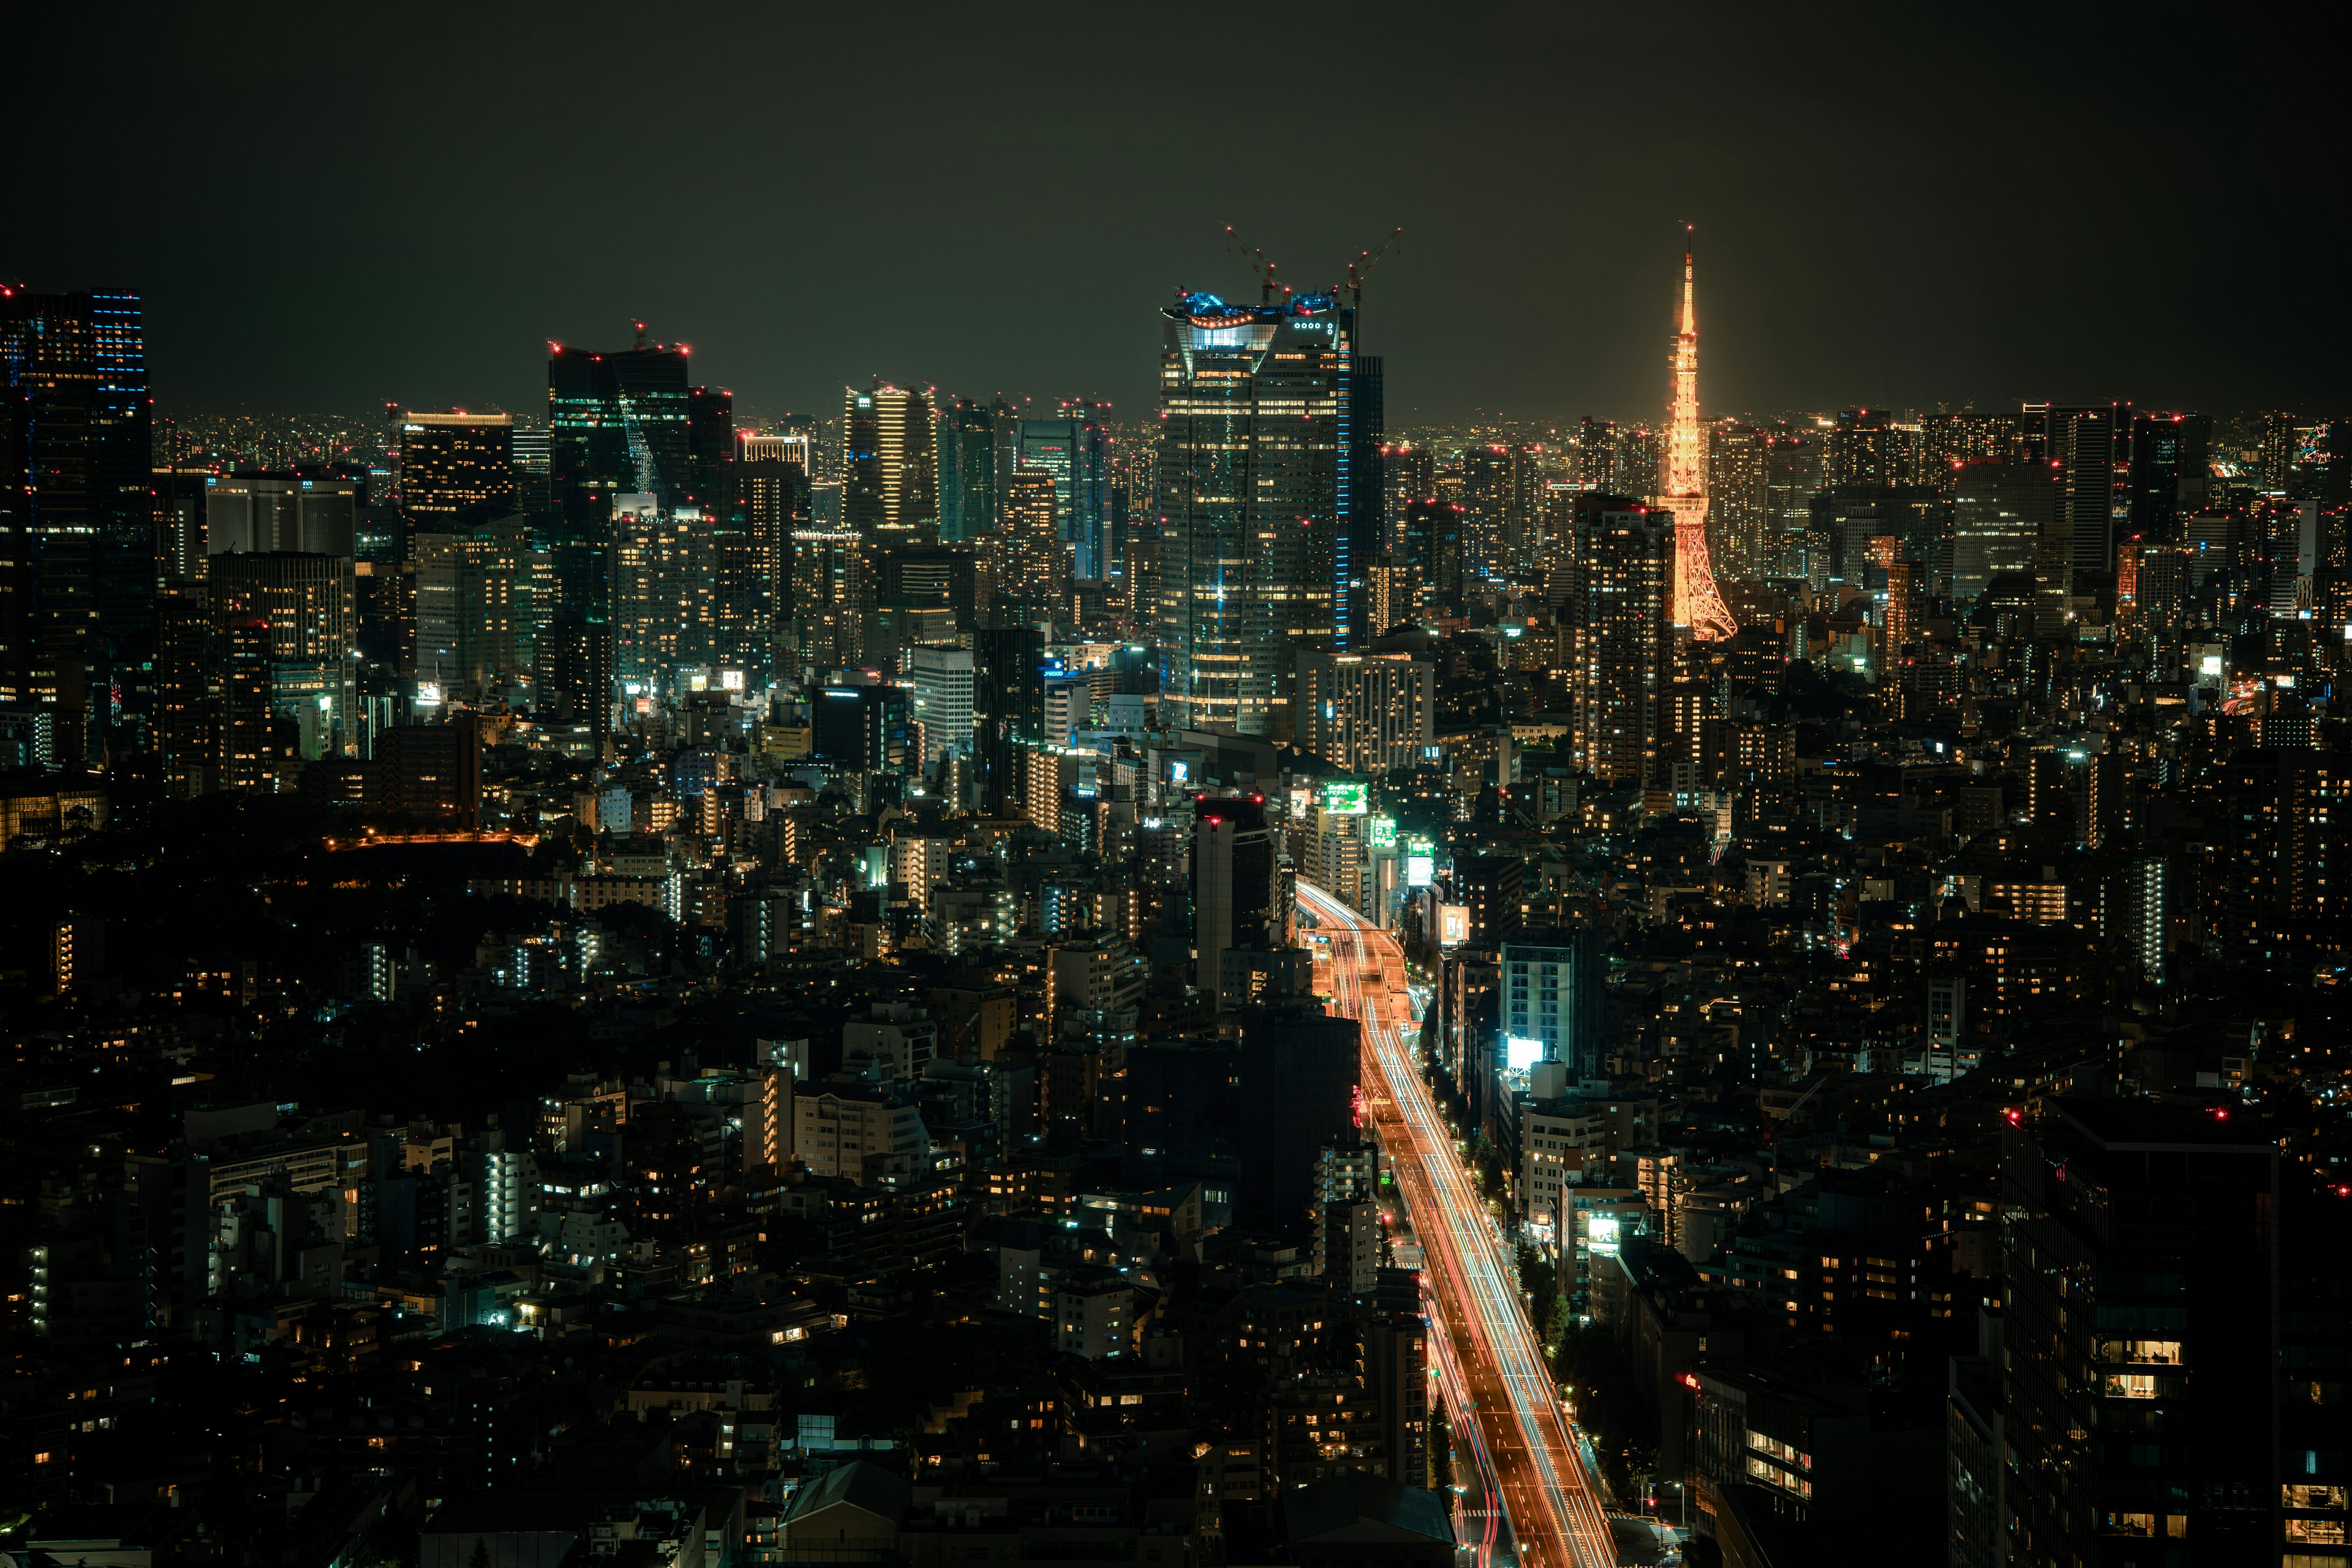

{"left": 1661, "top": 227, "right": 1738, "bottom": 640}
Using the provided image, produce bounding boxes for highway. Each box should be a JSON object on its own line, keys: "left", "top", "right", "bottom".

{"left": 1299, "top": 879, "right": 1616, "bottom": 1568}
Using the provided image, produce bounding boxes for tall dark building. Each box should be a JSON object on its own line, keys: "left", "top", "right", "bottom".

{"left": 2002, "top": 1101, "right": 2279, "bottom": 1564}
{"left": 812, "top": 682, "right": 914, "bottom": 775}
{"left": 534, "top": 616, "right": 612, "bottom": 753}
{"left": 1235, "top": 1001, "right": 1361, "bottom": 1231}
{"left": 1195, "top": 793, "right": 1283, "bottom": 1006}
{"left": 938, "top": 396, "right": 997, "bottom": 545}
{"left": 546, "top": 330, "right": 692, "bottom": 618}
{"left": 972, "top": 625, "right": 1044, "bottom": 815}
{"left": 221, "top": 615, "right": 274, "bottom": 792}
{"left": 0, "top": 285, "right": 153, "bottom": 763}
{"left": 740, "top": 456, "right": 810, "bottom": 671}
{"left": 1452, "top": 853, "right": 1523, "bottom": 948}
{"left": 687, "top": 386, "right": 735, "bottom": 508}
{"left": 1155, "top": 288, "right": 1352, "bottom": 736}
{"left": 1402, "top": 499, "right": 1466, "bottom": 615}
{"left": 372, "top": 714, "right": 482, "bottom": 827}
{"left": 2022, "top": 401, "right": 2129, "bottom": 576}
{"left": 2127, "top": 411, "right": 2211, "bottom": 539}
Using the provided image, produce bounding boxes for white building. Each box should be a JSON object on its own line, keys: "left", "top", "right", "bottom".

{"left": 905, "top": 644, "right": 973, "bottom": 762}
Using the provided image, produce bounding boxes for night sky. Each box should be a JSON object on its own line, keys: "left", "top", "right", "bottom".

{"left": 10, "top": 2, "right": 2340, "bottom": 426}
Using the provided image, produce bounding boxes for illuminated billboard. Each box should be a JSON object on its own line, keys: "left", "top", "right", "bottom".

{"left": 1406, "top": 854, "right": 1434, "bottom": 888}
{"left": 1368, "top": 815, "right": 1398, "bottom": 847}
{"left": 1506, "top": 1036, "right": 1544, "bottom": 1071}
{"left": 1322, "top": 780, "right": 1370, "bottom": 816}
{"left": 1438, "top": 904, "right": 1469, "bottom": 945}
{"left": 1585, "top": 1212, "right": 1622, "bottom": 1256}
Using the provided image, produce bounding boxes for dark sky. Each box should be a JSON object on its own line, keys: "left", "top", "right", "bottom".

{"left": 10, "top": 2, "right": 2342, "bottom": 428}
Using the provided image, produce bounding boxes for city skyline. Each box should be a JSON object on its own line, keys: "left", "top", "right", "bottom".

{"left": 7, "top": 10, "right": 2352, "bottom": 1567}
{"left": 9, "top": 5, "right": 2344, "bottom": 423}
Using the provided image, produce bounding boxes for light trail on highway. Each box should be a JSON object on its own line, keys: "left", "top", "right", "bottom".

{"left": 1299, "top": 878, "right": 1615, "bottom": 1568}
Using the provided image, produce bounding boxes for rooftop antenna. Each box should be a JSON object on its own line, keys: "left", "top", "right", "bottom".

{"left": 632, "top": 318, "right": 648, "bottom": 352}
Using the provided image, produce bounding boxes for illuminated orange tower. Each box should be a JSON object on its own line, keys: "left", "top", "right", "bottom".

{"left": 1661, "top": 228, "right": 1738, "bottom": 640}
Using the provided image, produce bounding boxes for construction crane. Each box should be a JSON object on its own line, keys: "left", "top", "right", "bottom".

{"left": 1224, "top": 223, "right": 1283, "bottom": 304}
{"left": 1344, "top": 227, "right": 1403, "bottom": 306}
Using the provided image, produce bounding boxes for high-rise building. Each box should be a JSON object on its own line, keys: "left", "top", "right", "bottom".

{"left": 510, "top": 423, "right": 553, "bottom": 519}
{"left": 2127, "top": 412, "right": 2211, "bottom": 538}
{"left": 1403, "top": 497, "right": 1468, "bottom": 617}
{"left": 973, "top": 624, "right": 1044, "bottom": 816}
{"left": 1761, "top": 430, "right": 1823, "bottom": 579}
{"left": 1155, "top": 288, "right": 1353, "bottom": 736}
{"left": 1017, "top": 404, "right": 1110, "bottom": 580}
{"left": 905, "top": 644, "right": 974, "bottom": 765}
{"left": 1296, "top": 650, "right": 1434, "bottom": 775}
{"left": 988, "top": 469, "right": 1068, "bottom": 630}
{"left": 150, "top": 586, "right": 214, "bottom": 796}
{"left": 1660, "top": 236, "right": 1736, "bottom": 639}
{"left": 1707, "top": 423, "right": 1771, "bottom": 584}
{"left": 1825, "top": 408, "right": 1920, "bottom": 489}
{"left": 785, "top": 529, "right": 865, "bottom": 676}
{"left": 1949, "top": 461, "right": 2057, "bottom": 600}
{"left": 1, "top": 285, "right": 153, "bottom": 761}
{"left": 533, "top": 616, "right": 612, "bottom": 752}
{"left": 608, "top": 494, "right": 714, "bottom": 686}
{"left": 373, "top": 714, "right": 482, "bottom": 826}
{"left": 2021, "top": 401, "right": 2128, "bottom": 577}
{"left": 842, "top": 382, "right": 938, "bottom": 541}
{"left": 812, "top": 681, "right": 914, "bottom": 777}
{"left": 1339, "top": 352, "right": 1384, "bottom": 650}
{"left": 548, "top": 329, "right": 692, "bottom": 619}
{"left": 221, "top": 614, "right": 275, "bottom": 792}
{"left": 1574, "top": 418, "right": 1616, "bottom": 491}
{"left": 1196, "top": 794, "right": 1284, "bottom": 1007}
{"left": 1499, "top": 928, "right": 1603, "bottom": 1080}
{"left": 207, "top": 551, "right": 357, "bottom": 755}
{"left": 739, "top": 455, "right": 810, "bottom": 670}
{"left": 2001, "top": 1101, "right": 2279, "bottom": 1564}
{"left": 938, "top": 396, "right": 997, "bottom": 545}
{"left": 205, "top": 475, "right": 359, "bottom": 557}
{"left": 1572, "top": 499, "right": 1674, "bottom": 785}
{"left": 396, "top": 412, "right": 516, "bottom": 518}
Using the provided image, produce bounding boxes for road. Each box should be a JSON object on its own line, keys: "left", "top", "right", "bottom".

{"left": 1299, "top": 879, "right": 1616, "bottom": 1568}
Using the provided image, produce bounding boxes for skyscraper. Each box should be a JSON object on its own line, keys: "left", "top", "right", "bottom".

{"left": 2128, "top": 411, "right": 2212, "bottom": 538}
{"left": 1572, "top": 499, "right": 1674, "bottom": 785}
{"left": 1296, "top": 650, "right": 1434, "bottom": 775}
{"left": 1660, "top": 235, "right": 1736, "bottom": 639}
{"left": 1950, "top": 460, "right": 2057, "bottom": 600}
{"left": 1017, "top": 403, "right": 1109, "bottom": 580}
{"left": 396, "top": 412, "right": 516, "bottom": 518}
{"left": 0, "top": 285, "right": 153, "bottom": 763}
{"left": 548, "top": 328, "right": 692, "bottom": 618}
{"left": 1195, "top": 794, "right": 1283, "bottom": 1006}
{"left": 841, "top": 382, "right": 938, "bottom": 541}
{"left": 740, "top": 453, "right": 810, "bottom": 669}
{"left": 1707, "top": 424, "right": 1772, "bottom": 584}
{"left": 2021, "top": 401, "right": 2128, "bottom": 576}
{"left": 1156, "top": 288, "right": 1351, "bottom": 736}
{"left": 1338, "top": 351, "right": 1384, "bottom": 649}
{"left": 987, "top": 468, "right": 1069, "bottom": 633}
{"left": 937, "top": 396, "right": 997, "bottom": 544}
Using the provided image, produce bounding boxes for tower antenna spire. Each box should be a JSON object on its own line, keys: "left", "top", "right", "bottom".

{"left": 1664, "top": 222, "right": 1737, "bottom": 641}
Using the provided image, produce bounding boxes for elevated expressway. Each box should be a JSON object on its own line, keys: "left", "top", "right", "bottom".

{"left": 1299, "top": 879, "right": 1614, "bottom": 1568}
